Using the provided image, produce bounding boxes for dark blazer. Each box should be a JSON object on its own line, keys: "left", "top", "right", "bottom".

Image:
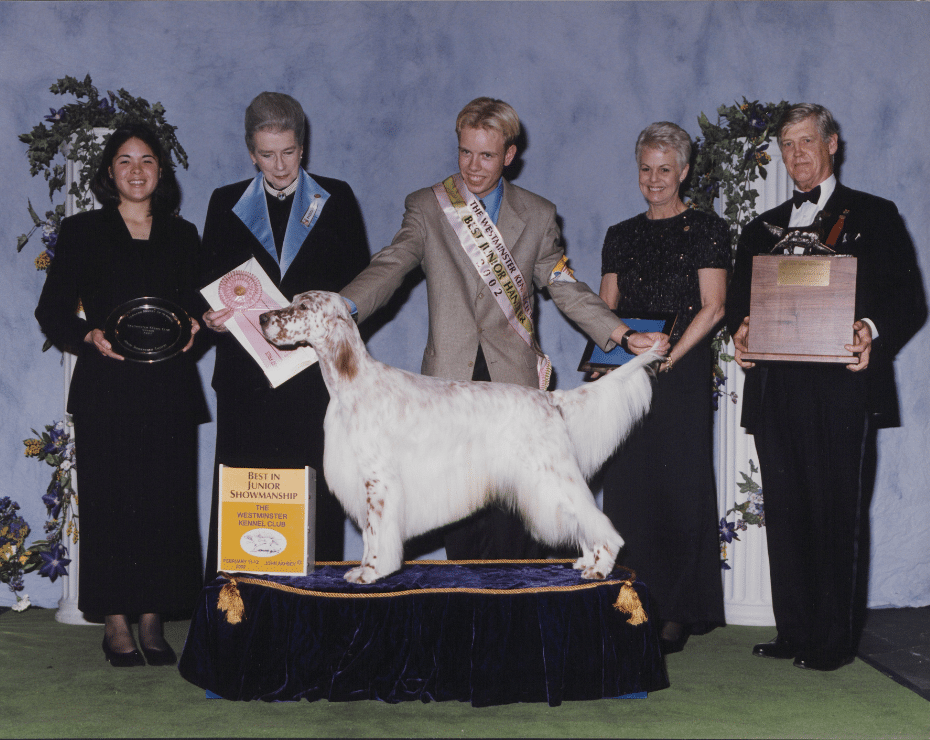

{"left": 35, "top": 205, "right": 207, "bottom": 419}
{"left": 201, "top": 172, "right": 369, "bottom": 396}
{"left": 726, "top": 183, "right": 926, "bottom": 430}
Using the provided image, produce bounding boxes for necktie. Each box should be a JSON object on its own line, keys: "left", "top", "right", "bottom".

{"left": 792, "top": 186, "right": 821, "bottom": 208}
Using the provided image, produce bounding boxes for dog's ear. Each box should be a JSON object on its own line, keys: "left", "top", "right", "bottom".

{"left": 333, "top": 333, "right": 358, "bottom": 381}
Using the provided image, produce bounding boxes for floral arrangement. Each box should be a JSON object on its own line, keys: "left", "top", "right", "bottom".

{"left": 685, "top": 98, "right": 791, "bottom": 406}
{"left": 16, "top": 74, "right": 188, "bottom": 271}
{"left": 719, "top": 459, "right": 765, "bottom": 570}
{"left": 0, "top": 498, "right": 44, "bottom": 609}
{"left": 686, "top": 98, "right": 791, "bottom": 250}
{"left": 20, "top": 418, "right": 77, "bottom": 588}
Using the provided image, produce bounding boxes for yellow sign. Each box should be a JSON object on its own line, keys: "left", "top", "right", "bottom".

{"left": 218, "top": 466, "right": 315, "bottom": 575}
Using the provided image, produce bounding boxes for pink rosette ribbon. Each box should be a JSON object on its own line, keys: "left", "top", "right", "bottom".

{"left": 218, "top": 271, "right": 264, "bottom": 311}
{"left": 217, "top": 270, "right": 284, "bottom": 367}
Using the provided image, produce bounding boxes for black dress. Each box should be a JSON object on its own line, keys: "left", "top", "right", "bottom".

{"left": 35, "top": 206, "right": 207, "bottom": 617}
{"left": 201, "top": 174, "right": 369, "bottom": 579}
{"left": 600, "top": 208, "right": 728, "bottom": 628}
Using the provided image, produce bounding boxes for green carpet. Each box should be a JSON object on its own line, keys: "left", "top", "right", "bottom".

{"left": 2, "top": 609, "right": 927, "bottom": 739}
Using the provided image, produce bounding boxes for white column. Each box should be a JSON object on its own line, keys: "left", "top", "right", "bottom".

{"left": 714, "top": 144, "right": 792, "bottom": 626}
{"left": 56, "top": 352, "right": 92, "bottom": 625}
{"left": 54, "top": 132, "right": 105, "bottom": 626}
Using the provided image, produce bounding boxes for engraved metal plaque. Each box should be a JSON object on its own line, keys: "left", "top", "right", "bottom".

{"left": 104, "top": 297, "right": 192, "bottom": 363}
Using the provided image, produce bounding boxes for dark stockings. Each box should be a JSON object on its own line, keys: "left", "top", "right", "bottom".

{"left": 104, "top": 613, "right": 169, "bottom": 653}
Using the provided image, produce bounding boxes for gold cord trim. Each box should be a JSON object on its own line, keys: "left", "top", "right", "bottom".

{"left": 216, "top": 561, "right": 646, "bottom": 625}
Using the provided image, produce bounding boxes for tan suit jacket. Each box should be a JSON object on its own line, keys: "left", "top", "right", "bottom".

{"left": 342, "top": 179, "right": 622, "bottom": 387}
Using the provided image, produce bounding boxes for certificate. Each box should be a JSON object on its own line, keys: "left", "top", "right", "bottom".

{"left": 201, "top": 258, "right": 318, "bottom": 387}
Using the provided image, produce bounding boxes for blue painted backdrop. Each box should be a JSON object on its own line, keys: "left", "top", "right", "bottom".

{"left": 2, "top": 1, "right": 928, "bottom": 609}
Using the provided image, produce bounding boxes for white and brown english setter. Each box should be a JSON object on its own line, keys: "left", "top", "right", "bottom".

{"left": 260, "top": 291, "right": 659, "bottom": 584}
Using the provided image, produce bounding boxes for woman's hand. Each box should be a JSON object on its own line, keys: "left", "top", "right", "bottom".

{"left": 203, "top": 307, "right": 234, "bottom": 333}
{"left": 85, "top": 329, "right": 125, "bottom": 361}
{"left": 182, "top": 317, "right": 200, "bottom": 353}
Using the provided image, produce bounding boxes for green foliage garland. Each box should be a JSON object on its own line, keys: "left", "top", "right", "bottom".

{"left": 16, "top": 74, "right": 188, "bottom": 268}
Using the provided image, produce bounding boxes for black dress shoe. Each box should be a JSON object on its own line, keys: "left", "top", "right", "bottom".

{"left": 794, "top": 654, "right": 854, "bottom": 671}
{"left": 141, "top": 643, "right": 177, "bottom": 667}
{"left": 752, "top": 636, "right": 797, "bottom": 659}
{"left": 102, "top": 638, "right": 145, "bottom": 668}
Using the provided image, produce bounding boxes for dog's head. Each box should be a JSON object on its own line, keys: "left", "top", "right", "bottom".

{"left": 259, "top": 290, "right": 351, "bottom": 348}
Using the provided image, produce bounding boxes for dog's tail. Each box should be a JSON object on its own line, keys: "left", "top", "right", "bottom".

{"left": 552, "top": 347, "right": 661, "bottom": 479}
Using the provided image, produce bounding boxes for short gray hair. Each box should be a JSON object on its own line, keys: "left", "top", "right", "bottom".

{"left": 776, "top": 103, "right": 840, "bottom": 146}
{"left": 244, "top": 92, "right": 306, "bottom": 152}
{"left": 635, "top": 122, "right": 691, "bottom": 171}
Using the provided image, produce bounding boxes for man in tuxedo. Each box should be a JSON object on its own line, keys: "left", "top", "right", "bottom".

{"left": 726, "top": 103, "right": 925, "bottom": 671}
{"left": 341, "top": 97, "right": 667, "bottom": 560}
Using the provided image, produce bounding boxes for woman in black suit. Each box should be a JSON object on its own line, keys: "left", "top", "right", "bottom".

{"left": 201, "top": 92, "right": 369, "bottom": 578}
{"left": 36, "top": 124, "right": 206, "bottom": 667}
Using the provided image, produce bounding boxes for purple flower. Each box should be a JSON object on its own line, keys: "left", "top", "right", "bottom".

{"left": 38, "top": 544, "right": 70, "bottom": 582}
{"left": 44, "top": 107, "right": 65, "bottom": 122}
{"left": 720, "top": 560, "right": 731, "bottom": 571}
{"left": 719, "top": 517, "right": 740, "bottom": 544}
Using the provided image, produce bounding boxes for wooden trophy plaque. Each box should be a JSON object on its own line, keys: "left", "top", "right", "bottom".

{"left": 742, "top": 254, "right": 857, "bottom": 363}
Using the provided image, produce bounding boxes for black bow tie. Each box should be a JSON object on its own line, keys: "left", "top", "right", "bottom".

{"left": 792, "top": 186, "right": 821, "bottom": 208}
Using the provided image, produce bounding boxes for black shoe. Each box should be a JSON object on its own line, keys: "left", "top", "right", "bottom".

{"left": 102, "top": 638, "right": 145, "bottom": 668}
{"left": 659, "top": 634, "right": 689, "bottom": 655}
{"left": 140, "top": 643, "right": 177, "bottom": 667}
{"left": 794, "top": 654, "right": 854, "bottom": 671}
{"left": 752, "top": 636, "right": 798, "bottom": 659}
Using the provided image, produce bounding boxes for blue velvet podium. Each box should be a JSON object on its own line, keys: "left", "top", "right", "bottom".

{"left": 178, "top": 561, "right": 669, "bottom": 706}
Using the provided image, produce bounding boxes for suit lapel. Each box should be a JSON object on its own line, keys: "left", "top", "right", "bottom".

{"left": 280, "top": 171, "right": 330, "bottom": 278}
{"left": 498, "top": 179, "right": 526, "bottom": 250}
{"left": 232, "top": 175, "right": 276, "bottom": 263}
{"left": 232, "top": 171, "right": 331, "bottom": 281}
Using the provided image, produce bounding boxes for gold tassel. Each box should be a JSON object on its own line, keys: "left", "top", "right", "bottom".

{"left": 216, "top": 574, "right": 245, "bottom": 625}
{"left": 613, "top": 580, "right": 648, "bottom": 626}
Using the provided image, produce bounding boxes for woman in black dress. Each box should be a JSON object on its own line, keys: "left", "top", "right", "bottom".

{"left": 200, "top": 92, "right": 369, "bottom": 579}
{"left": 36, "top": 124, "right": 206, "bottom": 667}
{"left": 599, "top": 122, "right": 728, "bottom": 653}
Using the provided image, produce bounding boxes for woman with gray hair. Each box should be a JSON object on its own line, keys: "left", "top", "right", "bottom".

{"left": 597, "top": 121, "right": 728, "bottom": 653}
{"left": 200, "top": 92, "right": 369, "bottom": 580}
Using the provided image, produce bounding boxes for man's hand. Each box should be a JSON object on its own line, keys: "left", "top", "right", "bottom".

{"left": 732, "top": 316, "right": 755, "bottom": 369}
{"left": 203, "top": 307, "right": 234, "bottom": 333}
{"left": 608, "top": 325, "right": 670, "bottom": 356}
{"left": 845, "top": 320, "right": 872, "bottom": 372}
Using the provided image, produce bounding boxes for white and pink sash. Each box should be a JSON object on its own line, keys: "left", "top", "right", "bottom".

{"left": 432, "top": 174, "right": 551, "bottom": 390}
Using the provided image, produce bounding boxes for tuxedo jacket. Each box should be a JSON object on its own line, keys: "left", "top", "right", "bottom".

{"left": 341, "top": 178, "right": 622, "bottom": 387}
{"left": 201, "top": 172, "right": 369, "bottom": 397}
{"left": 726, "top": 183, "right": 926, "bottom": 430}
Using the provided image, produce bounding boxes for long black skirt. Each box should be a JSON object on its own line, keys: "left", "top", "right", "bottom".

{"left": 73, "top": 406, "right": 203, "bottom": 617}
{"left": 602, "top": 340, "right": 725, "bottom": 627}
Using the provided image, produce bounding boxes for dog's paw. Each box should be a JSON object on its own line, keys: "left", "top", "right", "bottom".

{"left": 572, "top": 556, "right": 589, "bottom": 571}
{"left": 580, "top": 565, "right": 608, "bottom": 580}
{"left": 344, "top": 565, "right": 380, "bottom": 584}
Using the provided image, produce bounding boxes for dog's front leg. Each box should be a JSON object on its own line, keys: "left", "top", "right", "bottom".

{"left": 344, "top": 475, "right": 404, "bottom": 584}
